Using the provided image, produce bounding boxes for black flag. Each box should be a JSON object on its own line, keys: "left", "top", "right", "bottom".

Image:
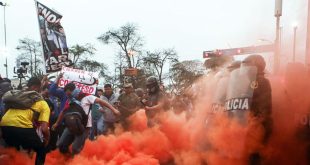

{"left": 36, "top": 1, "right": 73, "bottom": 73}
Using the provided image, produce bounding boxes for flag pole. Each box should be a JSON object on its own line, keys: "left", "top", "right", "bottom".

{"left": 34, "top": 0, "right": 47, "bottom": 75}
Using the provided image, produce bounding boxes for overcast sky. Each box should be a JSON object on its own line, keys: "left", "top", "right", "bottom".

{"left": 0, "top": 0, "right": 308, "bottom": 78}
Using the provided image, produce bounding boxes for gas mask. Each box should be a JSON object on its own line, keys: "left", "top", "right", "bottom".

{"left": 147, "top": 83, "right": 159, "bottom": 94}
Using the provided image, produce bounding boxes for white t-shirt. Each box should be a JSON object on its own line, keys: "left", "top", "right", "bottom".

{"left": 80, "top": 95, "right": 97, "bottom": 127}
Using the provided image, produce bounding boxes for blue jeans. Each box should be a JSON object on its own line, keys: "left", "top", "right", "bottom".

{"left": 97, "top": 116, "right": 105, "bottom": 135}
{"left": 97, "top": 116, "right": 116, "bottom": 135}
{"left": 89, "top": 119, "right": 98, "bottom": 141}
{"left": 57, "top": 128, "right": 89, "bottom": 155}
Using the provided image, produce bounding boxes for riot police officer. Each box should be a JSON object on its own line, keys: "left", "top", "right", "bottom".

{"left": 244, "top": 55, "right": 272, "bottom": 165}
{"left": 143, "top": 76, "right": 168, "bottom": 127}
{"left": 224, "top": 55, "right": 272, "bottom": 165}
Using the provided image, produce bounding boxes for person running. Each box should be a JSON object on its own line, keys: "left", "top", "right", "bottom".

{"left": 52, "top": 83, "right": 120, "bottom": 156}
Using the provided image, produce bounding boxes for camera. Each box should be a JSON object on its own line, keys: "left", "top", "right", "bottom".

{"left": 16, "top": 68, "right": 26, "bottom": 75}
{"left": 21, "top": 62, "right": 30, "bottom": 68}
{"left": 14, "top": 62, "right": 29, "bottom": 78}
{"left": 14, "top": 62, "right": 29, "bottom": 90}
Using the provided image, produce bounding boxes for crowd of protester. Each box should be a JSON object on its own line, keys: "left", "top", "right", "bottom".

{"left": 0, "top": 69, "right": 185, "bottom": 165}
{"left": 0, "top": 54, "right": 309, "bottom": 165}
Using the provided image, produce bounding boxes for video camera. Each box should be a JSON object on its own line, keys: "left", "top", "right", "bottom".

{"left": 14, "top": 62, "right": 29, "bottom": 78}
{"left": 14, "top": 62, "right": 29, "bottom": 90}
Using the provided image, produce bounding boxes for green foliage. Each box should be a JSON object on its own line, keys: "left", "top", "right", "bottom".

{"left": 76, "top": 59, "right": 108, "bottom": 78}
{"left": 69, "top": 44, "right": 112, "bottom": 82}
{"left": 169, "top": 60, "right": 205, "bottom": 94}
{"left": 69, "top": 43, "right": 96, "bottom": 65}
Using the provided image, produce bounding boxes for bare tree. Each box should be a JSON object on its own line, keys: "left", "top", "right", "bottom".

{"left": 112, "top": 51, "right": 126, "bottom": 87}
{"left": 97, "top": 23, "right": 144, "bottom": 68}
{"left": 143, "top": 48, "right": 178, "bottom": 84}
{"left": 16, "top": 38, "right": 43, "bottom": 76}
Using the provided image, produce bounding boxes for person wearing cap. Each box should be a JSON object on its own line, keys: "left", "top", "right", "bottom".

{"left": 0, "top": 77, "right": 50, "bottom": 165}
{"left": 117, "top": 83, "right": 141, "bottom": 130}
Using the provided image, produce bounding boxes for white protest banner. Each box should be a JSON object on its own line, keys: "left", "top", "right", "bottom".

{"left": 59, "top": 66, "right": 99, "bottom": 95}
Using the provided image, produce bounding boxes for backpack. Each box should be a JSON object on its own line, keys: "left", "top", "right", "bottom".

{"left": 63, "top": 102, "right": 91, "bottom": 135}
{"left": 2, "top": 90, "right": 43, "bottom": 110}
{"left": 2, "top": 90, "right": 43, "bottom": 122}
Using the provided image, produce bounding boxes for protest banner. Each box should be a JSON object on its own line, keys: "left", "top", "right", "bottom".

{"left": 36, "top": 1, "right": 73, "bottom": 73}
{"left": 59, "top": 67, "right": 99, "bottom": 95}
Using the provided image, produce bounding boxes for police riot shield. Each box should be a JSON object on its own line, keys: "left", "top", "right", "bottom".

{"left": 206, "top": 70, "right": 230, "bottom": 126}
{"left": 211, "top": 71, "right": 230, "bottom": 112}
{"left": 224, "top": 65, "right": 257, "bottom": 124}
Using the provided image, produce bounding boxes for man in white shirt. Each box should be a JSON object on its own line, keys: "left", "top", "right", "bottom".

{"left": 53, "top": 83, "right": 120, "bottom": 156}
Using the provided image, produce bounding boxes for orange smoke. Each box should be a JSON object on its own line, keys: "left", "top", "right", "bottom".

{"left": 264, "top": 62, "right": 310, "bottom": 164}
{"left": 0, "top": 148, "right": 34, "bottom": 165}
{"left": 1, "top": 62, "right": 310, "bottom": 165}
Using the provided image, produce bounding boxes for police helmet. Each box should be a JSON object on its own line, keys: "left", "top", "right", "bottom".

{"left": 146, "top": 76, "right": 158, "bottom": 86}
{"left": 243, "top": 55, "right": 266, "bottom": 73}
{"left": 227, "top": 61, "right": 241, "bottom": 71}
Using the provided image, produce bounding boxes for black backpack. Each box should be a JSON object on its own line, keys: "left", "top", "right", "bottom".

{"left": 63, "top": 102, "right": 91, "bottom": 135}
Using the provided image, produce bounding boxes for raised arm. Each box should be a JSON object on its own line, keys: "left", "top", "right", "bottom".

{"left": 49, "top": 73, "right": 65, "bottom": 99}
{"left": 95, "top": 98, "right": 120, "bottom": 116}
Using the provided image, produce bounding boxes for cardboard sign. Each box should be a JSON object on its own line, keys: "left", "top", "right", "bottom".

{"left": 124, "top": 68, "right": 138, "bottom": 76}
{"left": 59, "top": 66, "right": 99, "bottom": 95}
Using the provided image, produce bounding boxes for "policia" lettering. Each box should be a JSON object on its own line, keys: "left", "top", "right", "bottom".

{"left": 225, "top": 98, "right": 250, "bottom": 111}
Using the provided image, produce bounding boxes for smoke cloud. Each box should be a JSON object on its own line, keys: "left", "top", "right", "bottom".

{"left": 1, "top": 62, "right": 310, "bottom": 165}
